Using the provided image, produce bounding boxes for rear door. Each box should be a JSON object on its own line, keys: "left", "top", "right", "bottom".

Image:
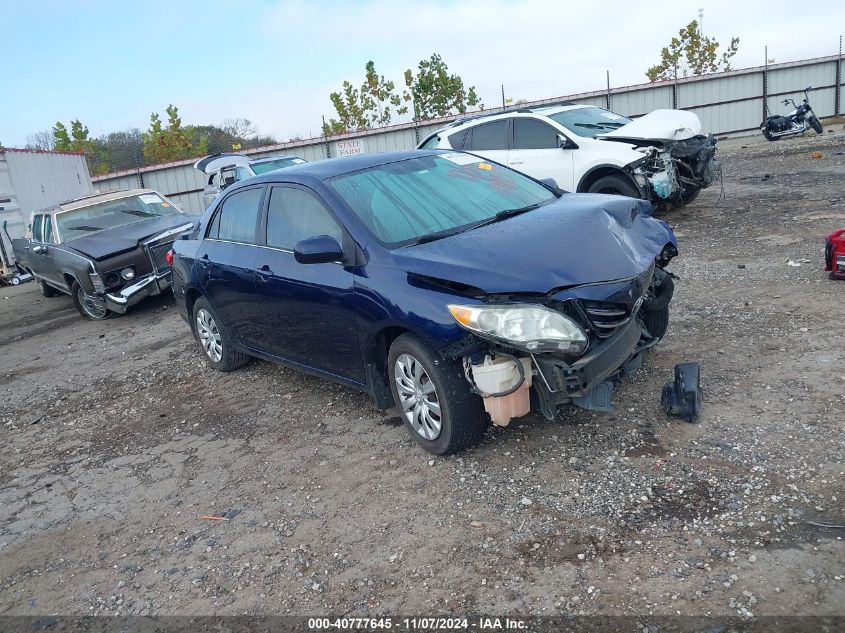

{"left": 508, "top": 117, "right": 575, "bottom": 190}
{"left": 462, "top": 119, "right": 510, "bottom": 166}
{"left": 252, "top": 184, "right": 363, "bottom": 383}
{"left": 195, "top": 185, "right": 265, "bottom": 347}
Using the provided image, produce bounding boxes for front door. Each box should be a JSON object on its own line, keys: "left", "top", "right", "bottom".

{"left": 253, "top": 185, "right": 363, "bottom": 383}
{"left": 29, "top": 214, "right": 62, "bottom": 288}
{"left": 196, "top": 185, "right": 264, "bottom": 347}
{"left": 508, "top": 117, "right": 575, "bottom": 191}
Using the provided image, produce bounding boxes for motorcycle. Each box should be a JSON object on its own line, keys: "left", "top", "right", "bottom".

{"left": 761, "top": 85, "right": 823, "bottom": 141}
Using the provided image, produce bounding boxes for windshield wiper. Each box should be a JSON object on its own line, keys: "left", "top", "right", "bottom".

{"left": 575, "top": 121, "right": 625, "bottom": 130}
{"left": 66, "top": 225, "right": 104, "bottom": 231}
{"left": 118, "top": 208, "right": 157, "bottom": 217}
{"left": 405, "top": 229, "right": 464, "bottom": 246}
{"left": 467, "top": 203, "right": 541, "bottom": 231}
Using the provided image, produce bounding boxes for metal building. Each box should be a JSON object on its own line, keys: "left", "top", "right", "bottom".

{"left": 0, "top": 148, "right": 93, "bottom": 277}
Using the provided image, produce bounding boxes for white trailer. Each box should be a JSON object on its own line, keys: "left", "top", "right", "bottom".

{"left": 0, "top": 148, "right": 93, "bottom": 284}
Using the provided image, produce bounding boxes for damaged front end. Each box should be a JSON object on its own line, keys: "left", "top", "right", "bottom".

{"left": 628, "top": 135, "right": 721, "bottom": 206}
{"left": 440, "top": 251, "right": 677, "bottom": 426}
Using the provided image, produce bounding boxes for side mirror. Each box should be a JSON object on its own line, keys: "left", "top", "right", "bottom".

{"left": 294, "top": 235, "right": 343, "bottom": 264}
{"left": 540, "top": 178, "right": 559, "bottom": 189}
{"left": 557, "top": 134, "right": 571, "bottom": 149}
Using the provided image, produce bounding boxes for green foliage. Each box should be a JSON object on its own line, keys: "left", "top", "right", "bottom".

{"left": 646, "top": 20, "right": 739, "bottom": 82}
{"left": 142, "top": 105, "right": 200, "bottom": 163}
{"left": 323, "top": 55, "right": 480, "bottom": 133}
{"left": 53, "top": 122, "right": 71, "bottom": 151}
{"left": 324, "top": 60, "right": 406, "bottom": 134}
{"left": 403, "top": 53, "right": 482, "bottom": 121}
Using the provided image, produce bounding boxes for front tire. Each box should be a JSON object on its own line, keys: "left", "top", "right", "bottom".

{"left": 679, "top": 186, "right": 701, "bottom": 206}
{"left": 192, "top": 297, "right": 250, "bottom": 372}
{"left": 71, "top": 281, "right": 114, "bottom": 320}
{"left": 388, "top": 334, "right": 486, "bottom": 455}
{"left": 587, "top": 174, "right": 641, "bottom": 198}
{"left": 809, "top": 115, "right": 823, "bottom": 134}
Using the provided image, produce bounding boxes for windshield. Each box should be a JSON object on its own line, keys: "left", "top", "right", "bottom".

{"left": 250, "top": 157, "right": 306, "bottom": 175}
{"left": 329, "top": 153, "right": 556, "bottom": 248}
{"left": 56, "top": 193, "right": 181, "bottom": 241}
{"left": 547, "top": 107, "right": 632, "bottom": 138}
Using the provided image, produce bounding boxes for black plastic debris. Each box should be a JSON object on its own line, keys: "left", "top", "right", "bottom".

{"left": 661, "top": 362, "right": 702, "bottom": 422}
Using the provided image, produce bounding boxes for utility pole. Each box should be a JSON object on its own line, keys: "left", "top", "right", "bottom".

{"left": 501, "top": 84, "right": 506, "bottom": 109}
{"left": 698, "top": 8, "right": 704, "bottom": 35}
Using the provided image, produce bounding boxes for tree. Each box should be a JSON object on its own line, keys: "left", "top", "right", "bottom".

{"left": 403, "top": 53, "right": 481, "bottom": 121}
{"left": 142, "top": 104, "right": 203, "bottom": 163}
{"left": 26, "top": 129, "right": 55, "bottom": 151}
{"left": 222, "top": 118, "right": 257, "bottom": 140}
{"left": 324, "top": 60, "right": 407, "bottom": 135}
{"left": 53, "top": 122, "right": 72, "bottom": 151}
{"left": 646, "top": 20, "right": 739, "bottom": 82}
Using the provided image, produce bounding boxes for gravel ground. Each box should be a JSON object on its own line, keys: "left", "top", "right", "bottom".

{"left": 0, "top": 129, "right": 844, "bottom": 620}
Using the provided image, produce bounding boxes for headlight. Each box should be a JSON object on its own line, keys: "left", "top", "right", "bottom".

{"left": 120, "top": 267, "right": 135, "bottom": 280}
{"left": 448, "top": 304, "right": 588, "bottom": 353}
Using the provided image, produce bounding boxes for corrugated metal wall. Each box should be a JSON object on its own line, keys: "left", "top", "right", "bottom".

{"left": 0, "top": 150, "right": 93, "bottom": 263}
{"left": 93, "top": 54, "right": 844, "bottom": 213}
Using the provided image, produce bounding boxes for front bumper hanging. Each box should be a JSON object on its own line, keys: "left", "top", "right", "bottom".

{"left": 104, "top": 270, "right": 172, "bottom": 314}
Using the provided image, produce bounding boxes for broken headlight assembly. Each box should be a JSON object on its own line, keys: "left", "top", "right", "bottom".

{"left": 447, "top": 304, "right": 588, "bottom": 354}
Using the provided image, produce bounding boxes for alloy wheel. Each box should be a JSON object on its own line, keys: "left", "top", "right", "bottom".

{"left": 196, "top": 308, "right": 223, "bottom": 363}
{"left": 77, "top": 287, "right": 108, "bottom": 319}
{"left": 393, "top": 353, "right": 442, "bottom": 440}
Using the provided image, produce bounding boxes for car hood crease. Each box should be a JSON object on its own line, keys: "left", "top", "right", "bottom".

{"left": 66, "top": 214, "right": 200, "bottom": 260}
{"left": 392, "top": 195, "right": 674, "bottom": 295}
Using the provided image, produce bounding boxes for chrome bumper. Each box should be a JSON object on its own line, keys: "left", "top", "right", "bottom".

{"left": 104, "top": 270, "right": 172, "bottom": 314}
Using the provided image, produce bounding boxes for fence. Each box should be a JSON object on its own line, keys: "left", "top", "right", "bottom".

{"left": 92, "top": 53, "right": 845, "bottom": 213}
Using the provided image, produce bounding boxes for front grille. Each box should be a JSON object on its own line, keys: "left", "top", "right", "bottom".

{"left": 149, "top": 242, "right": 173, "bottom": 274}
{"left": 580, "top": 300, "right": 632, "bottom": 339}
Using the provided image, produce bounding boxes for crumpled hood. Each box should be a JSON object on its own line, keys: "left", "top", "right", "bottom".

{"left": 599, "top": 109, "right": 702, "bottom": 142}
{"left": 67, "top": 214, "right": 200, "bottom": 260}
{"left": 392, "top": 194, "right": 676, "bottom": 295}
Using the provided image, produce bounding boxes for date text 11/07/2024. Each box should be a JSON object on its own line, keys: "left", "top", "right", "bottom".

{"left": 307, "top": 617, "right": 528, "bottom": 630}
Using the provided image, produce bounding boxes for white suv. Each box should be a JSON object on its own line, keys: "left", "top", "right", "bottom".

{"left": 419, "top": 104, "right": 719, "bottom": 208}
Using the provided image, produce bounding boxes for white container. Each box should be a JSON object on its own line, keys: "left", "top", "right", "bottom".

{"left": 471, "top": 356, "right": 533, "bottom": 427}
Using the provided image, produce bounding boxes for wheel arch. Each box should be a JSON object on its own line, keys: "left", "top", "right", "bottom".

{"left": 576, "top": 163, "right": 641, "bottom": 194}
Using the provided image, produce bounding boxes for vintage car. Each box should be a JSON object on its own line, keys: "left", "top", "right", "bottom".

{"left": 12, "top": 189, "right": 199, "bottom": 320}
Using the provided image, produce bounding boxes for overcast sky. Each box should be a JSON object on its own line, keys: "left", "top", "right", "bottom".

{"left": 1, "top": 0, "right": 842, "bottom": 147}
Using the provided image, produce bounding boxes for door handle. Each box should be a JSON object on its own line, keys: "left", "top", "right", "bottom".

{"left": 256, "top": 264, "right": 272, "bottom": 282}
{"left": 32, "top": 245, "right": 47, "bottom": 255}
{"left": 197, "top": 254, "right": 210, "bottom": 268}
{"left": 509, "top": 161, "right": 525, "bottom": 165}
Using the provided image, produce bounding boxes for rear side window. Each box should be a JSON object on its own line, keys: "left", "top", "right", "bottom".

{"left": 513, "top": 118, "right": 559, "bottom": 149}
{"left": 207, "top": 187, "right": 262, "bottom": 243}
{"left": 465, "top": 120, "right": 508, "bottom": 151}
{"left": 32, "top": 215, "right": 44, "bottom": 242}
{"left": 266, "top": 187, "right": 342, "bottom": 250}
{"left": 43, "top": 217, "right": 55, "bottom": 243}
{"left": 447, "top": 129, "right": 469, "bottom": 150}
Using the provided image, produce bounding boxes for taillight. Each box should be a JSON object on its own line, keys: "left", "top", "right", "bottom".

{"left": 165, "top": 249, "right": 174, "bottom": 266}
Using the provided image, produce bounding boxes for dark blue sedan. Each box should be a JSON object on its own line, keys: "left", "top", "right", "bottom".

{"left": 171, "top": 150, "right": 677, "bottom": 455}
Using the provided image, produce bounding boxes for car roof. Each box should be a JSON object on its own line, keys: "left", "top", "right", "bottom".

{"left": 42, "top": 189, "right": 158, "bottom": 215}
{"left": 249, "top": 149, "right": 447, "bottom": 181}
{"left": 434, "top": 103, "right": 593, "bottom": 134}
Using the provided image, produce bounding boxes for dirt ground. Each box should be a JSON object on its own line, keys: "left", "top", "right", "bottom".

{"left": 1, "top": 130, "right": 843, "bottom": 620}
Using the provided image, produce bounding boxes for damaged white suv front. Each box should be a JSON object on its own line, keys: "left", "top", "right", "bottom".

{"left": 418, "top": 104, "right": 721, "bottom": 208}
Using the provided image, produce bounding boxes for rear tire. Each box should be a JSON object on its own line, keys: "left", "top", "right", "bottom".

{"left": 587, "top": 174, "right": 641, "bottom": 198}
{"left": 762, "top": 127, "right": 777, "bottom": 141}
{"left": 37, "top": 277, "right": 60, "bottom": 297}
{"left": 192, "top": 297, "right": 250, "bottom": 372}
{"left": 809, "top": 115, "right": 823, "bottom": 134}
{"left": 388, "top": 334, "right": 486, "bottom": 455}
